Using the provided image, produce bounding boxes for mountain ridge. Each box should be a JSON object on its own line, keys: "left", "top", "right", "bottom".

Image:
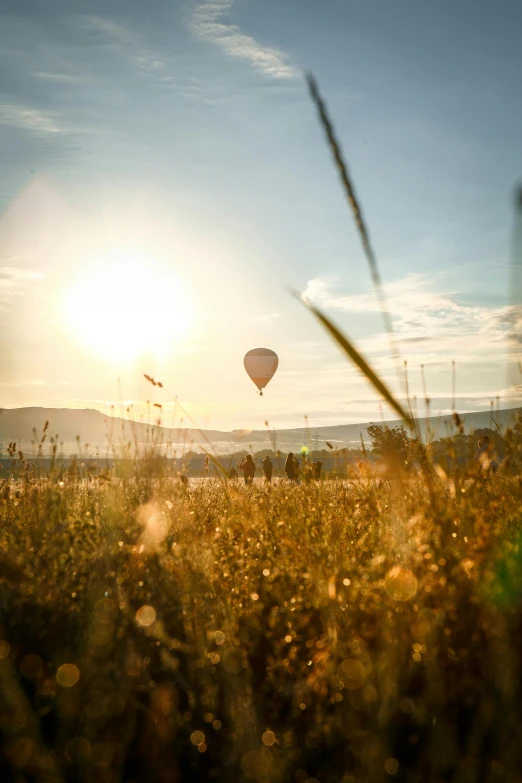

{"left": 0, "top": 405, "right": 519, "bottom": 456}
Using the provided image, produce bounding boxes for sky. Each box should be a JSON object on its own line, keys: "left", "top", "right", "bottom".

{"left": 0, "top": 0, "right": 521, "bottom": 431}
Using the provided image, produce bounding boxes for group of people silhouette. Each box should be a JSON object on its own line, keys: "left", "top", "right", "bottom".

{"left": 229, "top": 452, "right": 322, "bottom": 485}
{"left": 213, "top": 433, "right": 497, "bottom": 486}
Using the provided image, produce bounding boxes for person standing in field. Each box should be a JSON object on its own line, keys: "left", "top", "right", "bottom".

{"left": 285, "top": 452, "right": 295, "bottom": 481}
{"left": 262, "top": 456, "right": 273, "bottom": 484}
{"left": 285, "top": 452, "right": 300, "bottom": 484}
{"left": 239, "top": 454, "right": 256, "bottom": 485}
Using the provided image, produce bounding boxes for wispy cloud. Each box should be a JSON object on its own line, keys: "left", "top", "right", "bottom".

{"left": 190, "top": 0, "right": 296, "bottom": 79}
{"left": 303, "top": 274, "right": 455, "bottom": 316}
{"left": 304, "top": 274, "right": 513, "bottom": 337}
{"left": 303, "top": 273, "right": 521, "bottom": 365}
{"left": 79, "top": 15, "right": 169, "bottom": 73}
{"left": 0, "top": 103, "right": 63, "bottom": 136}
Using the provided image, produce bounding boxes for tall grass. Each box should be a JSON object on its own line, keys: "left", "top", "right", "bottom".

{"left": 1, "top": 459, "right": 522, "bottom": 781}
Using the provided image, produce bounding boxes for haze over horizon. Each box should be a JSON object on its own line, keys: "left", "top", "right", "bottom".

{"left": 0, "top": 403, "right": 518, "bottom": 461}
{"left": 1, "top": 0, "right": 521, "bottom": 430}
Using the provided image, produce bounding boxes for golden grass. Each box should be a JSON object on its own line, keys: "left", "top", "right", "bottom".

{"left": 1, "top": 461, "right": 522, "bottom": 781}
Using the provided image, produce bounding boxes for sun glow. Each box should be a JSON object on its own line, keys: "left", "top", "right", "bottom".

{"left": 64, "top": 250, "right": 194, "bottom": 362}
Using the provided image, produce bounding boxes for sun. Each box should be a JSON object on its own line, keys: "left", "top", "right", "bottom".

{"left": 64, "top": 249, "right": 194, "bottom": 362}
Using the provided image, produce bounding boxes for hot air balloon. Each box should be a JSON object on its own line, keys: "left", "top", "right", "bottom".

{"left": 244, "top": 348, "right": 278, "bottom": 395}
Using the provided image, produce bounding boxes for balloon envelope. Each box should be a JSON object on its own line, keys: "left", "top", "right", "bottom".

{"left": 244, "top": 348, "right": 278, "bottom": 393}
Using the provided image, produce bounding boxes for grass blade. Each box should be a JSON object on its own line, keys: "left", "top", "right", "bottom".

{"left": 297, "top": 293, "right": 413, "bottom": 428}
{"left": 306, "top": 73, "right": 401, "bottom": 375}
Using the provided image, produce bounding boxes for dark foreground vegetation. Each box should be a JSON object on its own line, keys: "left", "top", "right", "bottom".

{"left": 1, "top": 438, "right": 522, "bottom": 783}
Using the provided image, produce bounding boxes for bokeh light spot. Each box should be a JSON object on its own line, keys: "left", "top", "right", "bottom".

{"left": 136, "top": 605, "right": 156, "bottom": 626}
{"left": 190, "top": 730, "right": 205, "bottom": 747}
{"left": 385, "top": 758, "right": 399, "bottom": 774}
{"left": 56, "top": 663, "right": 80, "bottom": 688}
{"left": 262, "top": 729, "right": 277, "bottom": 746}
{"left": 385, "top": 567, "right": 417, "bottom": 601}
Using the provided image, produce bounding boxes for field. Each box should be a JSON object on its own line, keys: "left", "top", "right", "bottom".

{"left": 1, "top": 457, "right": 522, "bottom": 783}
{"left": 0, "top": 71, "right": 520, "bottom": 783}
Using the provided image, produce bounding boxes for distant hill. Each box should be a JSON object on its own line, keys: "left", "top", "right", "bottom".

{"left": 0, "top": 407, "right": 227, "bottom": 457}
{"left": 0, "top": 405, "right": 520, "bottom": 457}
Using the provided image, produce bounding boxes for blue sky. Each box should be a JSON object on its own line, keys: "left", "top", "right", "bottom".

{"left": 0, "top": 0, "right": 521, "bottom": 430}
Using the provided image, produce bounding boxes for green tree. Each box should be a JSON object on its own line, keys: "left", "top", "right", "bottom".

{"left": 367, "top": 424, "right": 411, "bottom": 468}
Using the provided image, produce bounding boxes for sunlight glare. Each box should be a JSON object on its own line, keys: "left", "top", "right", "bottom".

{"left": 64, "top": 250, "right": 194, "bottom": 362}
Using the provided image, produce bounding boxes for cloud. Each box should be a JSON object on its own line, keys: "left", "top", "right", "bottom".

{"left": 300, "top": 273, "right": 522, "bottom": 414}
{"left": 190, "top": 0, "right": 296, "bottom": 79}
{"left": 0, "top": 103, "right": 63, "bottom": 136}
{"left": 303, "top": 273, "right": 519, "bottom": 351}
{"left": 303, "top": 274, "right": 454, "bottom": 315}
{"left": 79, "top": 15, "right": 169, "bottom": 73}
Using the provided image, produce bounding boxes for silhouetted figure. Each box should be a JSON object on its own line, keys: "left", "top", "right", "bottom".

{"left": 285, "top": 452, "right": 295, "bottom": 481}
{"left": 229, "top": 466, "right": 238, "bottom": 480}
{"left": 262, "top": 456, "right": 273, "bottom": 484}
{"left": 285, "top": 452, "right": 300, "bottom": 484}
{"left": 239, "top": 454, "right": 256, "bottom": 485}
{"left": 314, "top": 460, "right": 322, "bottom": 480}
